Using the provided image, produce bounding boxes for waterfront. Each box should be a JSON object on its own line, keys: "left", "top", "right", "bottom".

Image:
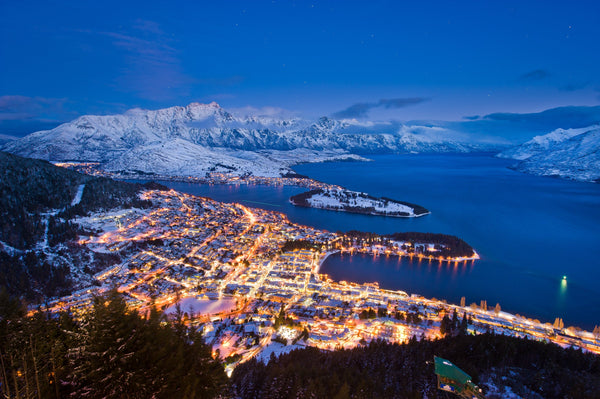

{"left": 47, "top": 187, "right": 600, "bottom": 370}
{"left": 160, "top": 153, "right": 600, "bottom": 330}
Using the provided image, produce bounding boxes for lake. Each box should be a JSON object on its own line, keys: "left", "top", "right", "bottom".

{"left": 159, "top": 153, "right": 600, "bottom": 330}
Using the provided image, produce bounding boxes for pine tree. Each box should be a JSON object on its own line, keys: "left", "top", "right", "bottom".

{"left": 452, "top": 309, "right": 459, "bottom": 331}
{"left": 440, "top": 315, "right": 450, "bottom": 336}
{"left": 460, "top": 313, "right": 468, "bottom": 335}
{"left": 68, "top": 289, "right": 227, "bottom": 398}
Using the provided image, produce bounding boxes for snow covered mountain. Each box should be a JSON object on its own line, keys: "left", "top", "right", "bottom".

{"left": 0, "top": 133, "right": 16, "bottom": 146}
{"left": 497, "top": 126, "right": 598, "bottom": 160}
{"left": 3, "top": 102, "right": 496, "bottom": 177}
{"left": 499, "top": 126, "right": 600, "bottom": 182}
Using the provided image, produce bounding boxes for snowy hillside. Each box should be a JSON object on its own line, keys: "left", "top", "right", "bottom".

{"left": 4, "top": 102, "right": 497, "bottom": 177}
{"left": 513, "top": 127, "right": 600, "bottom": 182}
{"left": 102, "top": 139, "right": 288, "bottom": 177}
{"left": 0, "top": 134, "right": 16, "bottom": 146}
{"left": 497, "top": 125, "right": 598, "bottom": 160}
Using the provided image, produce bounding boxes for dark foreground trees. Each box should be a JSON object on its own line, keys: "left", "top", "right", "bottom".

{"left": 3, "top": 286, "right": 599, "bottom": 398}
{"left": 0, "top": 289, "right": 226, "bottom": 399}
{"left": 231, "top": 335, "right": 600, "bottom": 399}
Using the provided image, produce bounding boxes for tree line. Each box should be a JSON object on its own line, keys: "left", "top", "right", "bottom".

{"left": 231, "top": 333, "right": 600, "bottom": 398}
{"left": 2, "top": 286, "right": 599, "bottom": 398}
{"left": 0, "top": 151, "right": 159, "bottom": 301}
{"left": 341, "top": 230, "right": 475, "bottom": 258}
{"left": 0, "top": 289, "right": 227, "bottom": 399}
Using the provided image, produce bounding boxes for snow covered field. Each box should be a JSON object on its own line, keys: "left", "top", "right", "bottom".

{"left": 165, "top": 297, "right": 237, "bottom": 316}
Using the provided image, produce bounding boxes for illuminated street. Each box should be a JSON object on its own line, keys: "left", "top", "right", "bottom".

{"left": 45, "top": 188, "right": 600, "bottom": 372}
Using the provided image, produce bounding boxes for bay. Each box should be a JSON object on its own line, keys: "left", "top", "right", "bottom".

{"left": 159, "top": 153, "right": 600, "bottom": 330}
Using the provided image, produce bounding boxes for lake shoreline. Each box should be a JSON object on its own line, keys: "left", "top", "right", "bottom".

{"left": 155, "top": 153, "right": 600, "bottom": 330}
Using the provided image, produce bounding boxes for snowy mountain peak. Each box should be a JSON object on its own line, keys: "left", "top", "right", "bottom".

{"left": 190, "top": 102, "right": 221, "bottom": 116}
{"left": 498, "top": 125, "right": 600, "bottom": 161}
{"left": 498, "top": 125, "right": 600, "bottom": 182}
{"left": 529, "top": 125, "right": 597, "bottom": 146}
{"left": 2, "top": 102, "right": 499, "bottom": 178}
{"left": 195, "top": 101, "right": 220, "bottom": 108}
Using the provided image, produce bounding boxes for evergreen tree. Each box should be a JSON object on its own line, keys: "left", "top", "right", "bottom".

{"left": 460, "top": 313, "right": 468, "bottom": 335}
{"left": 440, "top": 315, "right": 450, "bottom": 336}
{"left": 452, "top": 309, "right": 458, "bottom": 330}
{"left": 68, "top": 289, "right": 226, "bottom": 398}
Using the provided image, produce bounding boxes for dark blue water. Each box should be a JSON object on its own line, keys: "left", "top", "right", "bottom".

{"left": 160, "top": 153, "right": 600, "bottom": 329}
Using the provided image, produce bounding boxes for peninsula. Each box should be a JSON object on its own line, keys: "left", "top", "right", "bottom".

{"left": 290, "top": 188, "right": 430, "bottom": 217}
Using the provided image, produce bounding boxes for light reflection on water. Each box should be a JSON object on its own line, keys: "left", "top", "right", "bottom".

{"left": 297, "top": 154, "right": 600, "bottom": 330}
{"left": 157, "top": 153, "right": 600, "bottom": 330}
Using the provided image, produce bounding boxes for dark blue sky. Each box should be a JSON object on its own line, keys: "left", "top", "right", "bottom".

{"left": 1, "top": 0, "right": 599, "bottom": 135}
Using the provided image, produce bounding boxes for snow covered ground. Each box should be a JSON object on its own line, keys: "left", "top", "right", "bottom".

{"left": 294, "top": 188, "right": 428, "bottom": 217}
{"left": 165, "top": 297, "right": 237, "bottom": 316}
{"left": 308, "top": 190, "right": 415, "bottom": 215}
{"left": 71, "top": 184, "right": 85, "bottom": 206}
{"left": 255, "top": 341, "right": 306, "bottom": 364}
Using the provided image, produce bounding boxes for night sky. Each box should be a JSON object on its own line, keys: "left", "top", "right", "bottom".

{"left": 1, "top": 0, "right": 599, "bottom": 135}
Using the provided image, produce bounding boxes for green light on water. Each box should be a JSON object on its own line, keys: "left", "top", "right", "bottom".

{"left": 560, "top": 275, "right": 567, "bottom": 295}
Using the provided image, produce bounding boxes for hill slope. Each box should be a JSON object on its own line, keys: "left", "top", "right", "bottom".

{"left": 232, "top": 335, "right": 600, "bottom": 398}
{"left": 498, "top": 126, "right": 600, "bottom": 182}
{"left": 0, "top": 151, "right": 150, "bottom": 299}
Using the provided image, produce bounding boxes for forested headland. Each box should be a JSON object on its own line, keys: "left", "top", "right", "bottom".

{"left": 0, "top": 151, "right": 156, "bottom": 300}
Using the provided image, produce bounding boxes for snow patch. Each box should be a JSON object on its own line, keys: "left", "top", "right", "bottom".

{"left": 71, "top": 184, "right": 85, "bottom": 206}
{"left": 165, "top": 297, "right": 237, "bottom": 316}
{"left": 255, "top": 341, "right": 305, "bottom": 364}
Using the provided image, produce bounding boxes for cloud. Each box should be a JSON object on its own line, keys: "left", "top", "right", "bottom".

{"left": 102, "top": 31, "right": 178, "bottom": 64}
{"left": 482, "top": 106, "right": 600, "bottom": 126}
{"left": 0, "top": 95, "right": 72, "bottom": 136}
{"left": 332, "top": 97, "right": 429, "bottom": 119}
{"left": 0, "top": 95, "right": 68, "bottom": 121}
{"left": 89, "top": 21, "right": 195, "bottom": 101}
{"left": 132, "top": 19, "right": 165, "bottom": 36}
{"left": 558, "top": 80, "right": 592, "bottom": 91}
{"left": 378, "top": 98, "right": 429, "bottom": 109}
{"left": 71, "top": 21, "right": 245, "bottom": 103}
{"left": 518, "top": 69, "right": 551, "bottom": 82}
{"left": 229, "top": 105, "right": 298, "bottom": 119}
{"left": 332, "top": 103, "right": 373, "bottom": 118}
{"left": 198, "top": 93, "right": 237, "bottom": 103}
{"left": 559, "top": 81, "right": 591, "bottom": 92}
{"left": 444, "top": 105, "right": 600, "bottom": 143}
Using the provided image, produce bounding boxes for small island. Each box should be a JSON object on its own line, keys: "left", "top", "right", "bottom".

{"left": 290, "top": 188, "right": 430, "bottom": 217}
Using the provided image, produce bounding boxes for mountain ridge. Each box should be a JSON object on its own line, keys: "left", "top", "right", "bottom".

{"left": 3, "top": 102, "right": 500, "bottom": 178}
{"left": 498, "top": 125, "right": 600, "bottom": 182}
